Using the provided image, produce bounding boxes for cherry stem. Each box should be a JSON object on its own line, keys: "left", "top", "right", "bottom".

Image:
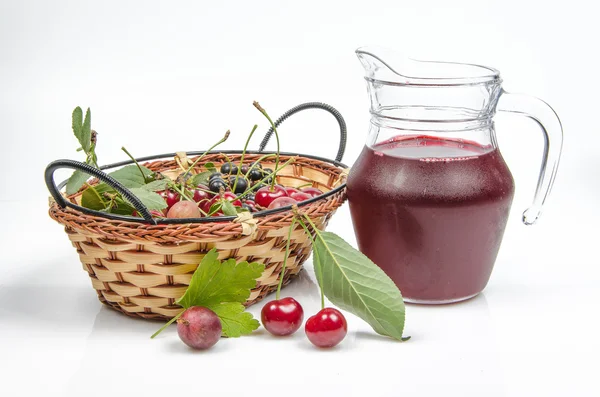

{"left": 150, "top": 310, "right": 184, "bottom": 339}
{"left": 233, "top": 124, "right": 258, "bottom": 193}
{"left": 296, "top": 216, "right": 325, "bottom": 309}
{"left": 242, "top": 153, "right": 276, "bottom": 180}
{"left": 183, "top": 130, "right": 230, "bottom": 179}
{"left": 122, "top": 146, "right": 152, "bottom": 183}
{"left": 170, "top": 182, "right": 193, "bottom": 202}
{"left": 276, "top": 217, "right": 296, "bottom": 300}
{"left": 253, "top": 102, "right": 280, "bottom": 191}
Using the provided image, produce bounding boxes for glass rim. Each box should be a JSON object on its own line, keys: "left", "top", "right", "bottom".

{"left": 356, "top": 47, "right": 502, "bottom": 86}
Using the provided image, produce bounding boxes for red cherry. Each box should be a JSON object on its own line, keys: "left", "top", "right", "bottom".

{"left": 159, "top": 189, "right": 180, "bottom": 209}
{"left": 290, "top": 191, "right": 312, "bottom": 202}
{"left": 202, "top": 192, "right": 242, "bottom": 216}
{"left": 261, "top": 297, "right": 304, "bottom": 336}
{"left": 300, "top": 187, "right": 323, "bottom": 198}
{"left": 255, "top": 185, "right": 287, "bottom": 208}
{"left": 193, "top": 184, "right": 212, "bottom": 203}
{"left": 305, "top": 308, "right": 347, "bottom": 348}
{"left": 284, "top": 187, "right": 300, "bottom": 196}
{"left": 222, "top": 192, "right": 242, "bottom": 207}
{"left": 267, "top": 196, "right": 298, "bottom": 209}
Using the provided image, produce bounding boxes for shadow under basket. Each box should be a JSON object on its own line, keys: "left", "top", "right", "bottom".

{"left": 45, "top": 103, "right": 349, "bottom": 320}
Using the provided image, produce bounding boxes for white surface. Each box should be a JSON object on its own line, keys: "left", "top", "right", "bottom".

{"left": 1, "top": 0, "right": 599, "bottom": 396}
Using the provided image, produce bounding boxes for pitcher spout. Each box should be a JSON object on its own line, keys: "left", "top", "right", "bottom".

{"left": 356, "top": 46, "right": 503, "bottom": 123}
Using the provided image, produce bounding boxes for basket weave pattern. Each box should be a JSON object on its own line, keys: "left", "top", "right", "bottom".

{"left": 49, "top": 154, "right": 347, "bottom": 320}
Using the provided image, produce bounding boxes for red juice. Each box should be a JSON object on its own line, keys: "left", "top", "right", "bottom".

{"left": 347, "top": 136, "right": 515, "bottom": 303}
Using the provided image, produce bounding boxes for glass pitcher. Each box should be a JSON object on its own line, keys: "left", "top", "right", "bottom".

{"left": 347, "top": 47, "right": 563, "bottom": 304}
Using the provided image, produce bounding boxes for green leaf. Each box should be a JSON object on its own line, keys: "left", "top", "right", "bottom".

{"left": 152, "top": 248, "right": 264, "bottom": 339}
{"left": 72, "top": 107, "right": 83, "bottom": 148}
{"left": 81, "top": 185, "right": 106, "bottom": 210}
{"left": 109, "top": 165, "right": 153, "bottom": 188}
{"left": 65, "top": 170, "right": 90, "bottom": 195}
{"left": 109, "top": 201, "right": 136, "bottom": 215}
{"left": 141, "top": 179, "right": 169, "bottom": 192}
{"left": 81, "top": 108, "right": 92, "bottom": 152}
{"left": 210, "top": 302, "right": 260, "bottom": 338}
{"left": 312, "top": 231, "right": 407, "bottom": 341}
{"left": 191, "top": 171, "right": 211, "bottom": 186}
{"left": 128, "top": 188, "right": 168, "bottom": 210}
{"left": 221, "top": 200, "right": 237, "bottom": 216}
{"left": 205, "top": 162, "right": 217, "bottom": 172}
{"left": 177, "top": 250, "right": 264, "bottom": 308}
{"left": 208, "top": 202, "right": 222, "bottom": 216}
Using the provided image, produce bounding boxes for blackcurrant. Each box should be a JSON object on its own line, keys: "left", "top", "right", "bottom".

{"left": 209, "top": 178, "right": 227, "bottom": 193}
{"left": 228, "top": 176, "right": 248, "bottom": 194}
{"left": 248, "top": 168, "right": 263, "bottom": 182}
{"left": 240, "top": 165, "right": 249, "bottom": 174}
{"left": 220, "top": 162, "right": 238, "bottom": 175}
{"left": 245, "top": 194, "right": 255, "bottom": 202}
{"left": 209, "top": 172, "right": 223, "bottom": 181}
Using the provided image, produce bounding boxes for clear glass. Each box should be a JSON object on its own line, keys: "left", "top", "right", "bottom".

{"left": 347, "top": 47, "right": 563, "bottom": 304}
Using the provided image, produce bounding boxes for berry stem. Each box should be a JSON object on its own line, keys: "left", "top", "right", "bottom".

{"left": 296, "top": 217, "right": 325, "bottom": 309}
{"left": 276, "top": 217, "right": 296, "bottom": 300}
{"left": 150, "top": 310, "right": 184, "bottom": 339}
{"left": 233, "top": 124, "right": 258, "bottom": 193}
{"left": 183, "top": 130, "right": 230, "bottom": 179}
{"left": 253, "top": 102, "right": 280, "bottom": 191}
{"left": 169, "top": 182, "right": 193, "bottom": 202}
{"left": 242, "top": 153, "right": 276, "bottom": 179}
{"left": 122, "top": 146, "right": 152, "bottom": 183}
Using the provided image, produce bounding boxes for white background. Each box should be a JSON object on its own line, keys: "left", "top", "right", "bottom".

{"left": 1, "top": 1, "right": 598, "bottom": 396}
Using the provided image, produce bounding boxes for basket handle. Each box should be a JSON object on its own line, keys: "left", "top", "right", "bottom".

{"left": 44, "top": 159, "right": 157, "bottom": 224}
{"left": 257, "top": 102, "right": 347, "bottom": 162}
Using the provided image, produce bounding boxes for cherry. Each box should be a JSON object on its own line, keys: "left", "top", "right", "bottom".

{"left": 300, "top": 187, "right": 323, "bottom": 198}
{"left": 202, "top": 192, "right": 242, "bottom": 215}
{"left": 305, "top": 308, "right": 347, "bottom": 348}
{"left": 267, "top": 196, "right": 298, "bottom": 209}
{"left": 159, "top": 190, "right": 180, "bottom": 209}
{"left": 284, "top": 187, "right": 300, "bottom": 196}
{"left": 193, "top": 184, "right": 211, "bottom": 203}
{"left": 261, "top": 297, "right": 304, "bottom": 336}
{"left": 221, "top": 191, "right": 243, "bottom": 207}
{"left": 290, "top": 191, "right": 312, "bottom": 202}
{"left": 255, "top": 185, "right": 287, "bottom": 208}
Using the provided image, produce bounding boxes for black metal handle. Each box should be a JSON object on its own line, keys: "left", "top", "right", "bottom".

{"left": 45, "top": 159, "right": 156, "bottom": 224}
{"left": 258, "top": 102, "right": 347, "bottom": 162}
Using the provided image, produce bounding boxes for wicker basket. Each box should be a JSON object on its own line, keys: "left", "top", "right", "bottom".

{"left": 45, "top": 103, "right": 348, "bottom": 321}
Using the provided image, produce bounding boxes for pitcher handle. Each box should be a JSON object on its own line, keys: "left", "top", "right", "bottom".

{"left": 497, "top": 90, "right": 563, "bottom": 225}
{"left": 257, "top": 102, "right": 347, "bottom": 162}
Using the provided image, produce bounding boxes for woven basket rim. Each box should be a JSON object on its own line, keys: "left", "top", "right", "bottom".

{"left": 49, "top": 151, "right": 348, "bottom": 227}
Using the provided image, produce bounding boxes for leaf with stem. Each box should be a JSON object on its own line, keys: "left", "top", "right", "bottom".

{"left": 300, "top": 213, "right": 409, "bottom": 341}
